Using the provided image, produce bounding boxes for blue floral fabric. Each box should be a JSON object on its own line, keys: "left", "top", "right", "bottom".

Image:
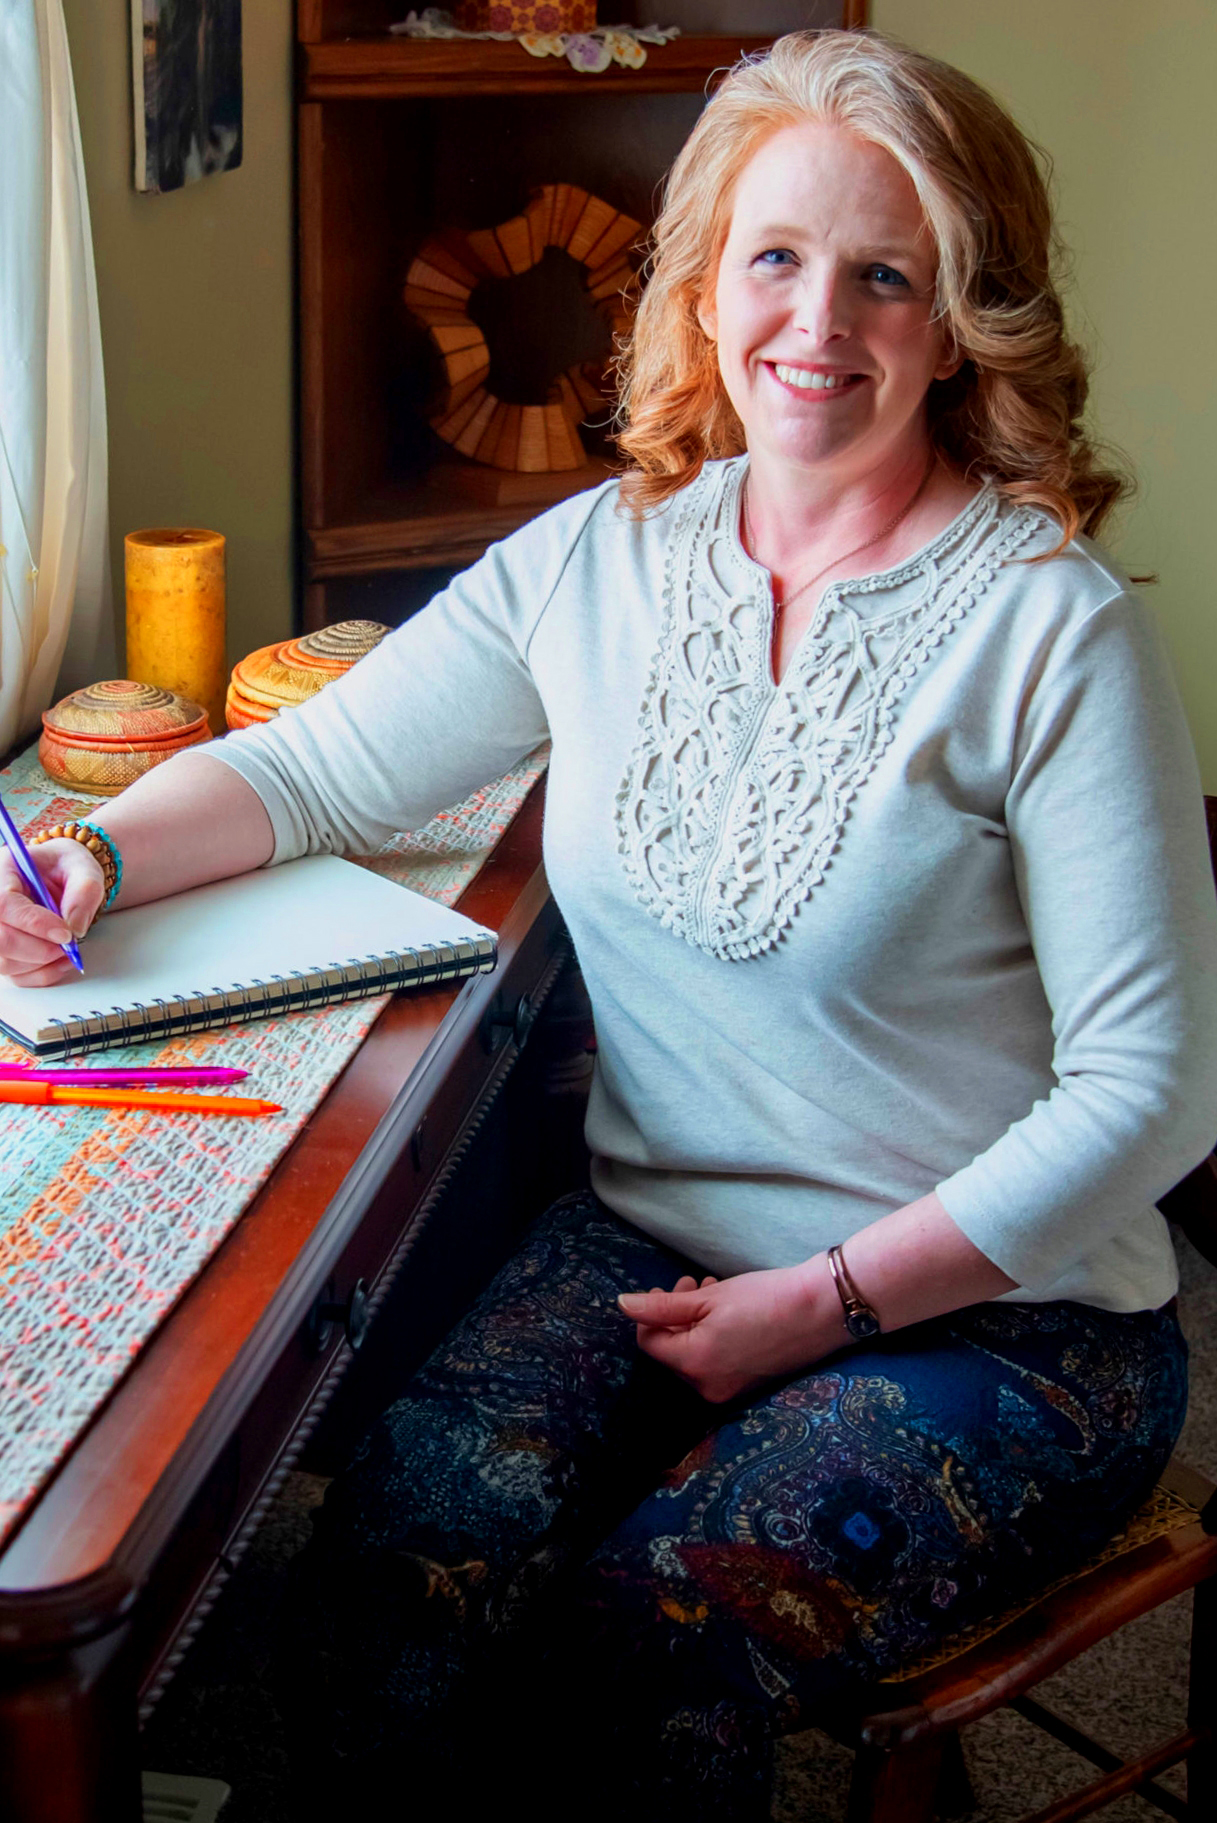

{"left": 281, "top": 1192, "right": 1187, "bottom": 1820}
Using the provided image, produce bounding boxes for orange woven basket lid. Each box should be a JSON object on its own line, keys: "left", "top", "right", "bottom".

{"left": 230, "top": 644, "right": 332, "bottom": 712}
{"left": 279, "top": 620, "right": 389, "bottom": 675}
{"left": 43, "top": 680, "right": 209, "bottom": 745}
{"left": 224, "top": 679, "right": 278, "bottom": 724}
{"left": 231, "top": 621, "right": 389, "bottom": 712}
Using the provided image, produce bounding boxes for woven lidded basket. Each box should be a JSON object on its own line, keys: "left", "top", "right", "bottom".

{"left": 40, "top": 680, "right": 212, "bottom": 797}
{"left": 453, "top": 3, "right": 598, "bottom": 29}
{"left": 226, "top": 621, "right": 388, "bottom": 730}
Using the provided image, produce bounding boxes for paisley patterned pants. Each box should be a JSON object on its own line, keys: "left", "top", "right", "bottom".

{"left": 281, "top": 1191, "right": 1187, "bottom": 1821}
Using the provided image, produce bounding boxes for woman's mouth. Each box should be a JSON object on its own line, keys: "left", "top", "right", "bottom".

{"left": 769, "top": 363, "right": 867, "bottom": 396}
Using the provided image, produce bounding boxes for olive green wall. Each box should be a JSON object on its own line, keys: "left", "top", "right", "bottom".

{"left": 62, "top": 0, "right": 294, "bottom": 668}
{"left": 62, "top": 3, "right": 1216, "bottom": 784}
{"left": 873, "top": 0, "right": 1217, "bottom": 786}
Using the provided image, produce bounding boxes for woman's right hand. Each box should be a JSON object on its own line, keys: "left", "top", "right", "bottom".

{"left": 0, "top": 840, "right": 106, "bottom": 987}
{"left": 0, "top": 751, "right": 276, "bottom": 988}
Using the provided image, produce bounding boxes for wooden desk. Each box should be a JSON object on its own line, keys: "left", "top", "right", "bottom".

{"left": 0, "top": 782, "right": 563, "bottom": 1823}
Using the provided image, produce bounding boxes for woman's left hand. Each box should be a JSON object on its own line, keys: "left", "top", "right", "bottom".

{"left": 619, "top": 1194, "right": 1018, "bottom": 1405}
{"left": 619, "top": 1261, "right": 841, "bottom": 1404}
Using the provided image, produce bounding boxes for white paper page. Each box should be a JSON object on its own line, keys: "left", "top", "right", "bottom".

{"left": 0, "top": 855, "right": 496, "bottom": 1045}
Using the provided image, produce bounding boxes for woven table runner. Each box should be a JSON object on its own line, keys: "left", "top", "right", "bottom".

{"left": 0, "top": 742, "right": 548, "bottom": 1549}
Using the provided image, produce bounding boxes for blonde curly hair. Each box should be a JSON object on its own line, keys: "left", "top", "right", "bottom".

{"left": 616, "top": 30, "right": 1129, "bottom": 546}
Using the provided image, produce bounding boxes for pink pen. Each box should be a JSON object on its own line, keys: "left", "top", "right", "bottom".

{"left": 0, "top": 1063, "right": 250, "bottom": 1087}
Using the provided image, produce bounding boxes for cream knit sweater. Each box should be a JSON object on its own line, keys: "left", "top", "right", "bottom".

{"left": 211, "top": 460, "right": 1217, "bottom": 1311}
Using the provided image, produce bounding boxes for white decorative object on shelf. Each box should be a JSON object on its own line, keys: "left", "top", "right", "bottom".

{"left": 389, "top": 10, "right": 680, "bottom": 73}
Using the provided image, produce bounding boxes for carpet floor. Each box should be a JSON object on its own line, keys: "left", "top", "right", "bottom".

{"left": 139, "top": 1230, "right": 1216, "bottom": 1820}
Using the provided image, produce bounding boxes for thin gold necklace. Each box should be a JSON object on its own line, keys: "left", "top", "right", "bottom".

{"left": 742, "top": 452, "right": 938, "bottom": 616}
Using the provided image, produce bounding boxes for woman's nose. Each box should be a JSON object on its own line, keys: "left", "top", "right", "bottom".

{"left": 791, "top": 268, "right": 852, "bottom": 342}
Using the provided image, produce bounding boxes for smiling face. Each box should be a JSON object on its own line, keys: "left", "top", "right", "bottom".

{"left": 698, "top": 122, "right": 959, "bottom": 487}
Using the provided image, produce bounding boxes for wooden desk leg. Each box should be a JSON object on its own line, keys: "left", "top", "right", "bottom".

{"left": 0, "top": 1622, "right": 141, "bottom": 1823}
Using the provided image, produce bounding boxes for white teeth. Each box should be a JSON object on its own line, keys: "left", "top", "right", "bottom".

{"left": 774, "top": 364, "right": 854, "bottom": 391}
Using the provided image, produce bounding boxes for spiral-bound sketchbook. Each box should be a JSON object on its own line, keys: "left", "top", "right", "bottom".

{"left": 0, "top": 855, "right": 497, "bottom": 1060}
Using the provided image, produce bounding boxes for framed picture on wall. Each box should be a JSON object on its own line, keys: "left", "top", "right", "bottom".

{"left": 130, "top": 0, "right": 244, "bottom": 194}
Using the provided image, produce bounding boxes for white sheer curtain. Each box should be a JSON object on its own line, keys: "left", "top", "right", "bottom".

{"left": 0, "top": 0, "right": 114, "bottom": 758}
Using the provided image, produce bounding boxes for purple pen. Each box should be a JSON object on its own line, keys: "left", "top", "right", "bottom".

{"left": 0, "top": 1063, "right": 250, "bottom": 1086}
{"left": 0, "top": 795, "right": 84, "bottom": 972}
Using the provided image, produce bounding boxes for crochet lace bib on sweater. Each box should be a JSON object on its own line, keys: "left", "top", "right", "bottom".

{"left": 614, "top": 460, "right": 1040, "bottom": 962}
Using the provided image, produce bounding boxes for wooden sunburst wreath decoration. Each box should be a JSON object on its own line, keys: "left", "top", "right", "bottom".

{"left": 404, "top": 185, "right": 642, "bottom": 473}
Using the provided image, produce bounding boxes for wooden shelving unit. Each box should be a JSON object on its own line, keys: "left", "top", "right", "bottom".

{"left": 296, "top": 4, "right": 858, "bottom": 630}
{"left": 307, "top": 461, "right": 616, "bottom": 580}
{"left": 300, "top": 34, "right": 775, "bottom": 100}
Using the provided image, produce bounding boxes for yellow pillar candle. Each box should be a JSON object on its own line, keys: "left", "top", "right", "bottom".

{"left": 125, "top": 528, "right": 227, "bottom": 735}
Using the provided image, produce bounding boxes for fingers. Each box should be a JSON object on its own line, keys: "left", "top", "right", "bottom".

{"left": 634, "top": 1323, "right": 698, "bottom": 1369}
{"left": 634, "top": 1324, "right": 742, "bottom": 1404}
{"left": 22, "top": 840, "right": 105, "bottom": 935}
{"left": 58, "top": 865, "right": 105, "bottom": 938}
{"left": 0, "top": 841, "right": 104, "bottom": 981}
{"left": 0, "top": 886, "right": 74, "bottom": 952}
{"left": 618, "top": 1287, "right": 709, "bottom": 1329}
{"left": 0, "top": 954, "right": 83, "bottom": 988}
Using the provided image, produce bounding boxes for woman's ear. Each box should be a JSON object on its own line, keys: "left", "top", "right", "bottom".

{"left": 696, "top": 290, "right": 718, "bottom": 342}
{"left": 934, "top": 331, "right": 964, "bottom": 383}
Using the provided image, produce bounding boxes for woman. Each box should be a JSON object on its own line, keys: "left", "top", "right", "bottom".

{"left": 3, "top": 30, "right": 1215, "bottom": 1820}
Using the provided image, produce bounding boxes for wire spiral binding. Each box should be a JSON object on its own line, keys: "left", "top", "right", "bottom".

{"left": 19, "top": 936, "right": 497, "bottom": 1060}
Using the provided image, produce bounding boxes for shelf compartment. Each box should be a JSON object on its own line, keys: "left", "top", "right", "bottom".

{"left": 300, "top": 35, "right": 774, "bottom": 100}
{"left": 306, "top": 461, "right": 615, "bottom": 578}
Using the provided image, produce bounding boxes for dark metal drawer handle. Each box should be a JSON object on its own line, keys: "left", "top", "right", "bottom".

{"left": 483, "top": 991, "right": 537, "bottom": 1053}
{"left": 306, "top": 1277, "right": 370, "bottom": 1354}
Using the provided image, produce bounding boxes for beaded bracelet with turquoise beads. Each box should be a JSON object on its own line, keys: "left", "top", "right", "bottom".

{"left": 30, "top": 820, "right": 123, "bottom": 913}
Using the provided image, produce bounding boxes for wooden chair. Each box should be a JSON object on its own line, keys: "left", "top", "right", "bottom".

{"left": 840, "top": 1421, "right": 1215, "bottom": 1821}
{"left": 838, "top": 800, "right": 1217, "bottom": 1820}
{"left": 552, "top": 816, "right": 1217, "bottom": 1821}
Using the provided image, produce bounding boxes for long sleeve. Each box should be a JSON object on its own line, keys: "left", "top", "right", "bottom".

{"left": 935, "top": 586, "right": 1217, "bottom": 1293}
{"left": 206, "top": 483, "right": 611, "bottom": 859}
{"left": 194, "top": 455, "right": 1217, "bottom": 1309}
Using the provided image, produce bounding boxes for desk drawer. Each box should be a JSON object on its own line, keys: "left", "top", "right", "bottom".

{"left": 135, "top": 894, "right": 568, "bottom": 1712}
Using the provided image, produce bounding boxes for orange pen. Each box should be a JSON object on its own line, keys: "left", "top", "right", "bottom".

{"left": 0, "top": 1080, "right": 282, "bottom": 1117}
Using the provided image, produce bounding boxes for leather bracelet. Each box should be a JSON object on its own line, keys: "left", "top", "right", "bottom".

{"left": 827, "top": 1244, "right": 882, "bottom": 1340}
{"left": 30, "top": 821, "right": 123, "bottom": 916}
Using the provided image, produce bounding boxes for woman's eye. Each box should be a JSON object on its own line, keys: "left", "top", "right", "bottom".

{"left": 866, "top": 264, "right": 910, "bottom": 288}
{"left": 755, "top": 248, "right": 797, "bottom": 269}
